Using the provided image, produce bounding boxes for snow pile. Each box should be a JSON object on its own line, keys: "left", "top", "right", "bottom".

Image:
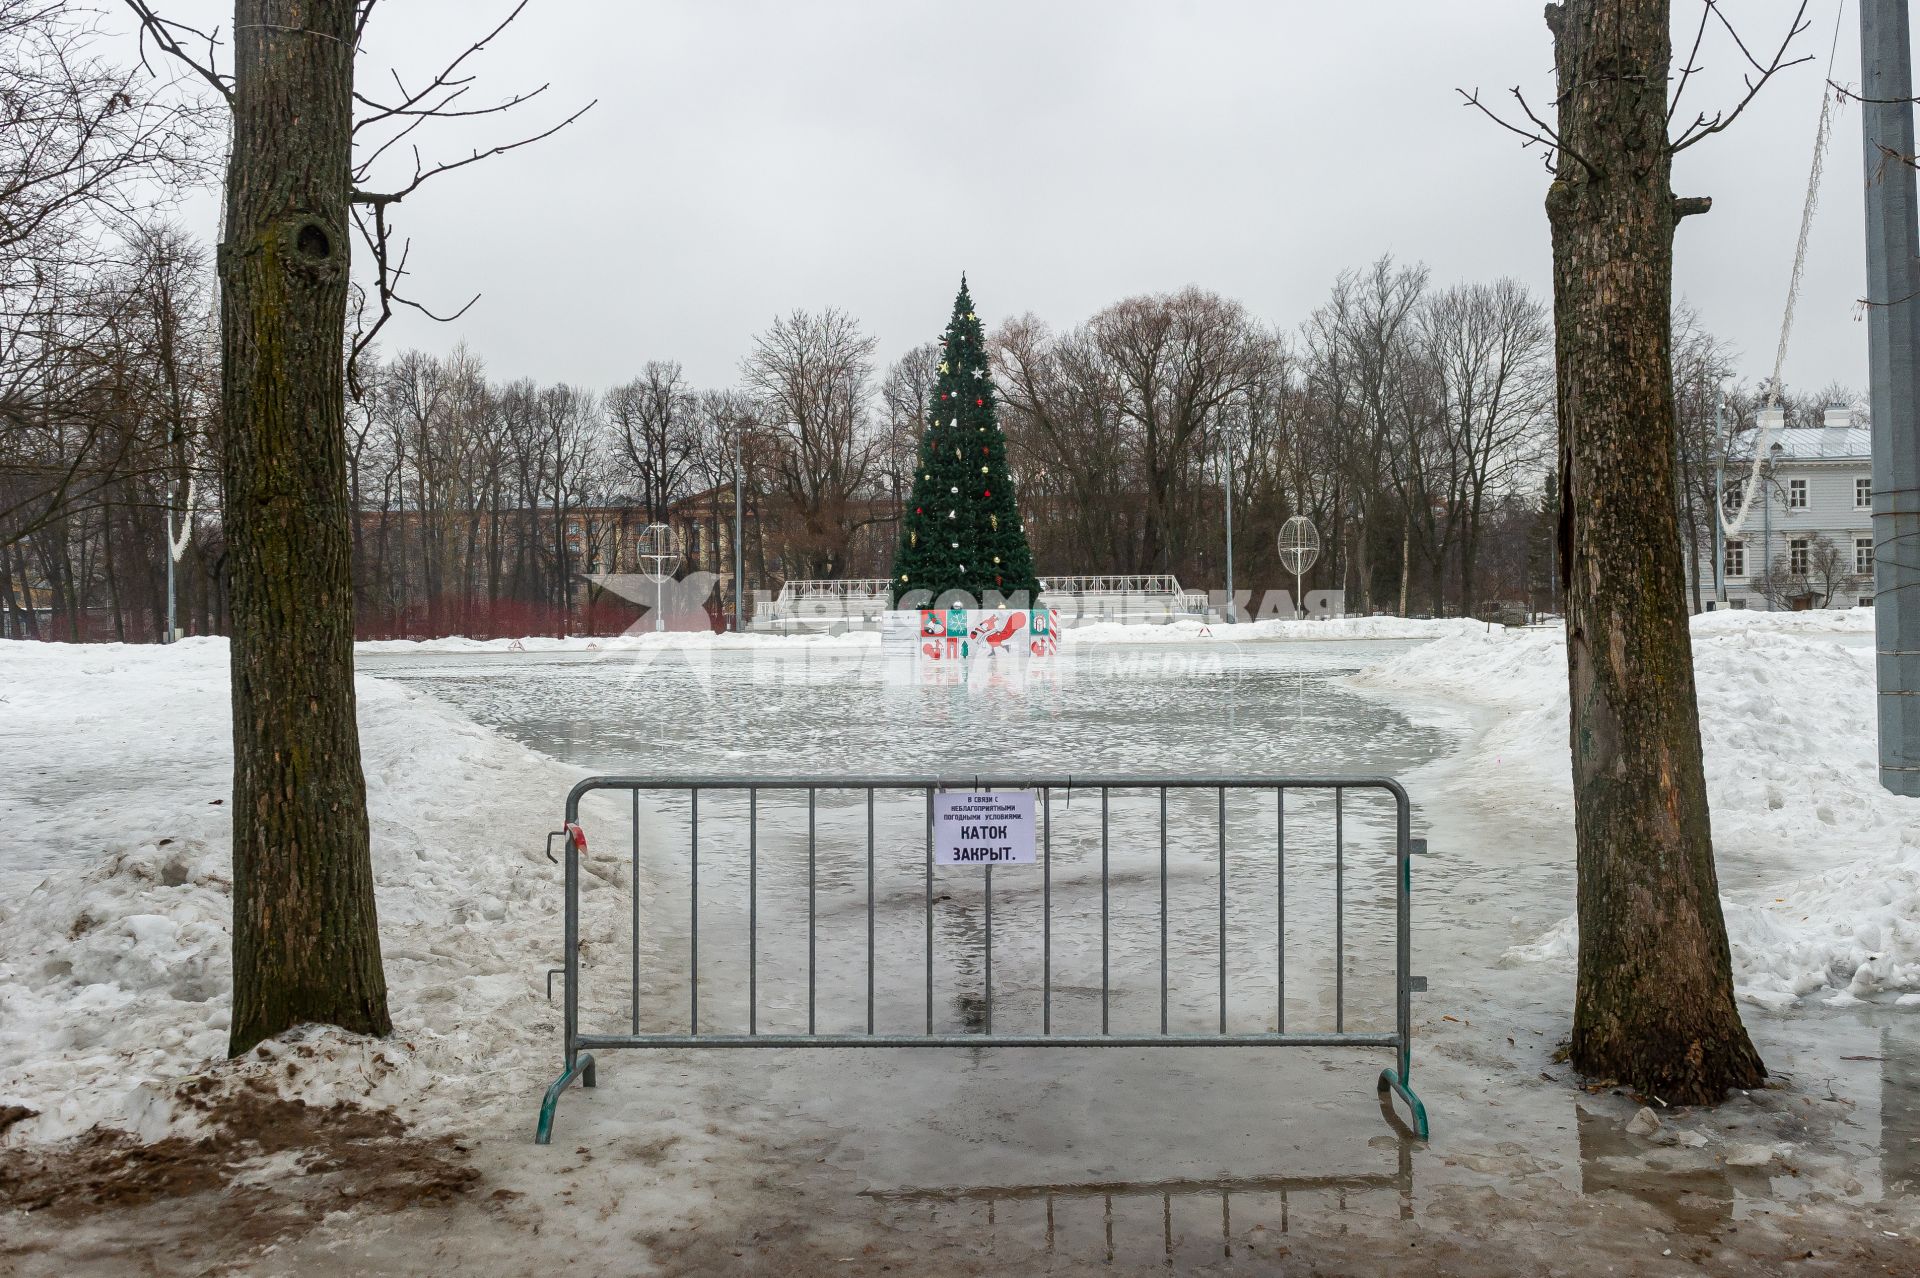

{"left": 1691, "top": 606, "right": 1874, "bottom": 636}
{"left": 1352, "top": 614, "right": 1920, "bottom": 1006}
{"left": 0, "top": 639, "right": 584, "bottom": 1146}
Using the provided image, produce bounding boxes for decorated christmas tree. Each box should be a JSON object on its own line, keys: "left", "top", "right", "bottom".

{"left": 891, "top": 277, "right": 1041, "bottom": 607}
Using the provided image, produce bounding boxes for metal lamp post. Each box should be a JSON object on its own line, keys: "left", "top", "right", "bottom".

{"left": 1712, "top": 398, "right": 1728, "bottom": 609}
{"left": 1278, "top": 516, "right": 1320, "bottom": 620}
{"left": 635, "top": 522, "right": 681, "bottom": 633}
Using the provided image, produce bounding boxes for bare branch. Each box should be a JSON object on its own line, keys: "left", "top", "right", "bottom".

{"left": 1668, "top": 1, "right": 1715, "bottom": 126}
{"left": 351, "top": 97, "right": 595, "bottom": 206}
{"left": 1456, "top": 86, "right": 1598, "bottom": 178}
{"left": 349, "top": 0, "right": 531, "bottom": 131}
{"left": 120, "top": 0, "right": 231, "bottom": 104}
{"left": 1670, "top": 1, "right": 1813, "bottom": 153}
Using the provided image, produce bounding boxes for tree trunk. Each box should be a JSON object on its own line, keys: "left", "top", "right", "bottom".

{"left": 1545, "top": 0, "right": 1762, "bottom": 1101}
{"left": 1397, "top": 508, "right": 1411, "bottom": 616}
{"left": 222, "top": 0, "right": 390, "bottom": 1056}
{"left": 1682, "top": 466, "right": 1704, "bottom": 614}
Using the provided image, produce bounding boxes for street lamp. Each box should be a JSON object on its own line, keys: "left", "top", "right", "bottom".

{"left": 1278, "top": 515, "right": 1320, "bottom": 619}
{"left": 635, "top": 522, "right": 681, "bottom": 633}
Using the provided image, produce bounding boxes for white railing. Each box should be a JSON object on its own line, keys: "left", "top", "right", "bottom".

{"left": 777, "top": 578, "right": 893, "bottom": 602}
{"left": 752, "top": 573, "right": 1210, "bottom": 631}
{"left": 1040, "top": 575, "right": 1208, "bottom": 615}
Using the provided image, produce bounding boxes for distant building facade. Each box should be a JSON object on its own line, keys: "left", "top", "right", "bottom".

{"left": 1696, "top": 404, "right": 1875, "bottom": 611}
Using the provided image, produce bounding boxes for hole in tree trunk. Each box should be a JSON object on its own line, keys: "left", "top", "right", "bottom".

{"left": 296, "top": 222, "right": 331, "bottom": 260}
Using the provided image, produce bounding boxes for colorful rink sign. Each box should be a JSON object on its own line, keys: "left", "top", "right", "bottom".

{"left": 882, "top": 606, "right": 1060, "bottom": 661}
{"left": 932, "top": 790, "right": 1036, "bottom": 865}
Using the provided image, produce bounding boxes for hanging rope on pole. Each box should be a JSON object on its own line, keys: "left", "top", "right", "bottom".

{"left": 1721, "top": 0, "right": 1849, "bottom": 539}
{"left": 168, "top": 473, "right": 198, "bottom": 563}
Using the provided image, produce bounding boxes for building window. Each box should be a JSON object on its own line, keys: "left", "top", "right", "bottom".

{"left": 1723, "top": 540, "right": 1745, "bottom": 578}
{"left": 1857, "top": 476, "right": 1873, "bottom": 510}
{"left": 1790, "top": 537, "right": 1809, "bottom": 575}
{"left": 1788, "top": 478, "right": 1807, "bottom": 509}
{"left": 1857, "top": 536, "right": 1875, "bottom": 576}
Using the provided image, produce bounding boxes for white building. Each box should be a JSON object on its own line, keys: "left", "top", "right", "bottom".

{"left": 1698, "top": 404, "right": 1875, "bottom": 611}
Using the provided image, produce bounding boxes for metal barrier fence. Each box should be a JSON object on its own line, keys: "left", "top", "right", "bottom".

{"left": 535, "top": 774, "right": 1429, "bottom": 1144}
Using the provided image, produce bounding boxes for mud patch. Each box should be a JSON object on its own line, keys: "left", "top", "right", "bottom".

{"left": 0, "top": 1077, "right": 478, "bottom": 1269}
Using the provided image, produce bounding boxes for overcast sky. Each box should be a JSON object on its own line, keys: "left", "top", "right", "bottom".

{"left": 140, "top": 0, "right": 1872, "bottom": 396}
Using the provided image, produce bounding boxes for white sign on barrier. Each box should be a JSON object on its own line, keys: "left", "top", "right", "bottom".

{"left": 933, "top": 791, "right": 1036, "bottom": 865}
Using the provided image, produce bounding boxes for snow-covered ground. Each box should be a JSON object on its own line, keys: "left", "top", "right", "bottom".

{"left": 3, "top": 611, "right": 1916, "bottom": 1274}
{"left": 0, "top": 638, "right": 589, "bottom": 1146}
{"left": 1350, "top": 610, "right": 1919, "bottom": 1008}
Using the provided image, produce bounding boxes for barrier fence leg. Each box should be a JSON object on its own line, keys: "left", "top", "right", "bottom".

{"left": 1377, "top": 791, "right": 1430, "bottom": 1141}
{"left": 537, "top": 811, "right": 597, "bottom": 1145}
{"left": 536, "top": 1053, "right": 595, "bottom": 1146}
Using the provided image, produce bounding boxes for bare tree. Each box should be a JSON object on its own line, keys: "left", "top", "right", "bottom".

{"left": 1464, "top": 0, "right": 1810, "bottom": 1099}
{"left": 0, "top": 2, "right": 212, "bottom": 551}
{"left": 879, "top": 340, "right": 940, "bottom": 521}
{"left": 993, "top": 314, "right": 1136, "bottom": 574}
{"left": 1670, "top": 301, "right": 1740, "bottom": 612}
{"left": 1086, "top": 288, "right": 1272, "bottom": 575}
{"left": 741, "top": 307, "right": 878, "bottom": 579}
{"left": 1756, "top": 534, "right": 1857, "bottom": 609}
{"left": 123, "top": 0, "right": 589, "bottom": 1055}
{"left": 1305, "top": 258, "right": 1429, "bottom": 613}
{"left": 1422, "top": 279, "right": 1554, "bottom": 614}
{"left": 607, "top": 360, "right": 698, "bottom": 522}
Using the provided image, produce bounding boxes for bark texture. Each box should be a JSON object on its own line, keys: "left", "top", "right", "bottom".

{"left": 1545, "top": 0, "right": 1764, "bottom": 1101}
{"left": 222, "top": 0, "right": 389, "bottom": 1054}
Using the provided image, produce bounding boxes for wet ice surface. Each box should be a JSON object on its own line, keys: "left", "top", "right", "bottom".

{"left": 359, "top": 638, "right": 1920, "bottom": 1269}
{"left": 356, "top": 639, "right": 1440, "bottom": 780}
{"left": 366, "top": 640, "right": 1435, "bottom": 1038}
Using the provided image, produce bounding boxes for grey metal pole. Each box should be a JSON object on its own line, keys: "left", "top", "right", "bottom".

{"left": 164, "top": 487, "right": 177, "bottom": 644}
{"left": 1712, "top": 456, "right": 1726, "bottom": 608}
{"left": 1763, "top": 460, "right": 1773, "bottom": 612}
{"left": 1863, "top": 0, "right": 1920, "bottom": 795}
{"left": 1713, "top": 400, "right": 1727, "bottom": 609}
{"left": 734, "top": 454, "right": 745, "bottom": 632}
{"left": 1222, "top": 436, "right": 1236, "bottom": 622}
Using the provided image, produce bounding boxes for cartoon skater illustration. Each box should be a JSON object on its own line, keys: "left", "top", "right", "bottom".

{"left": 969, "top": 610, "right": 1027, "bottom": 655}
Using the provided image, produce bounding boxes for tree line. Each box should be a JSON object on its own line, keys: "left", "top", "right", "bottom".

{"left": 8, "top": 245, "right": 1843, "bottom": 640}
{"left": 4, "top": 251, "right": 1561, "bottom": 636}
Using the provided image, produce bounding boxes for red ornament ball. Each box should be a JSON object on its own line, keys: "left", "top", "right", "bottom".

{"left": 974, "top": 397, "right": 983, "bottom": 406}
{"left": 983, "top": 489, "right": 991, "bottom": 497}
{"left": 914, "top": 507, "right": 922, "bottom": 514}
